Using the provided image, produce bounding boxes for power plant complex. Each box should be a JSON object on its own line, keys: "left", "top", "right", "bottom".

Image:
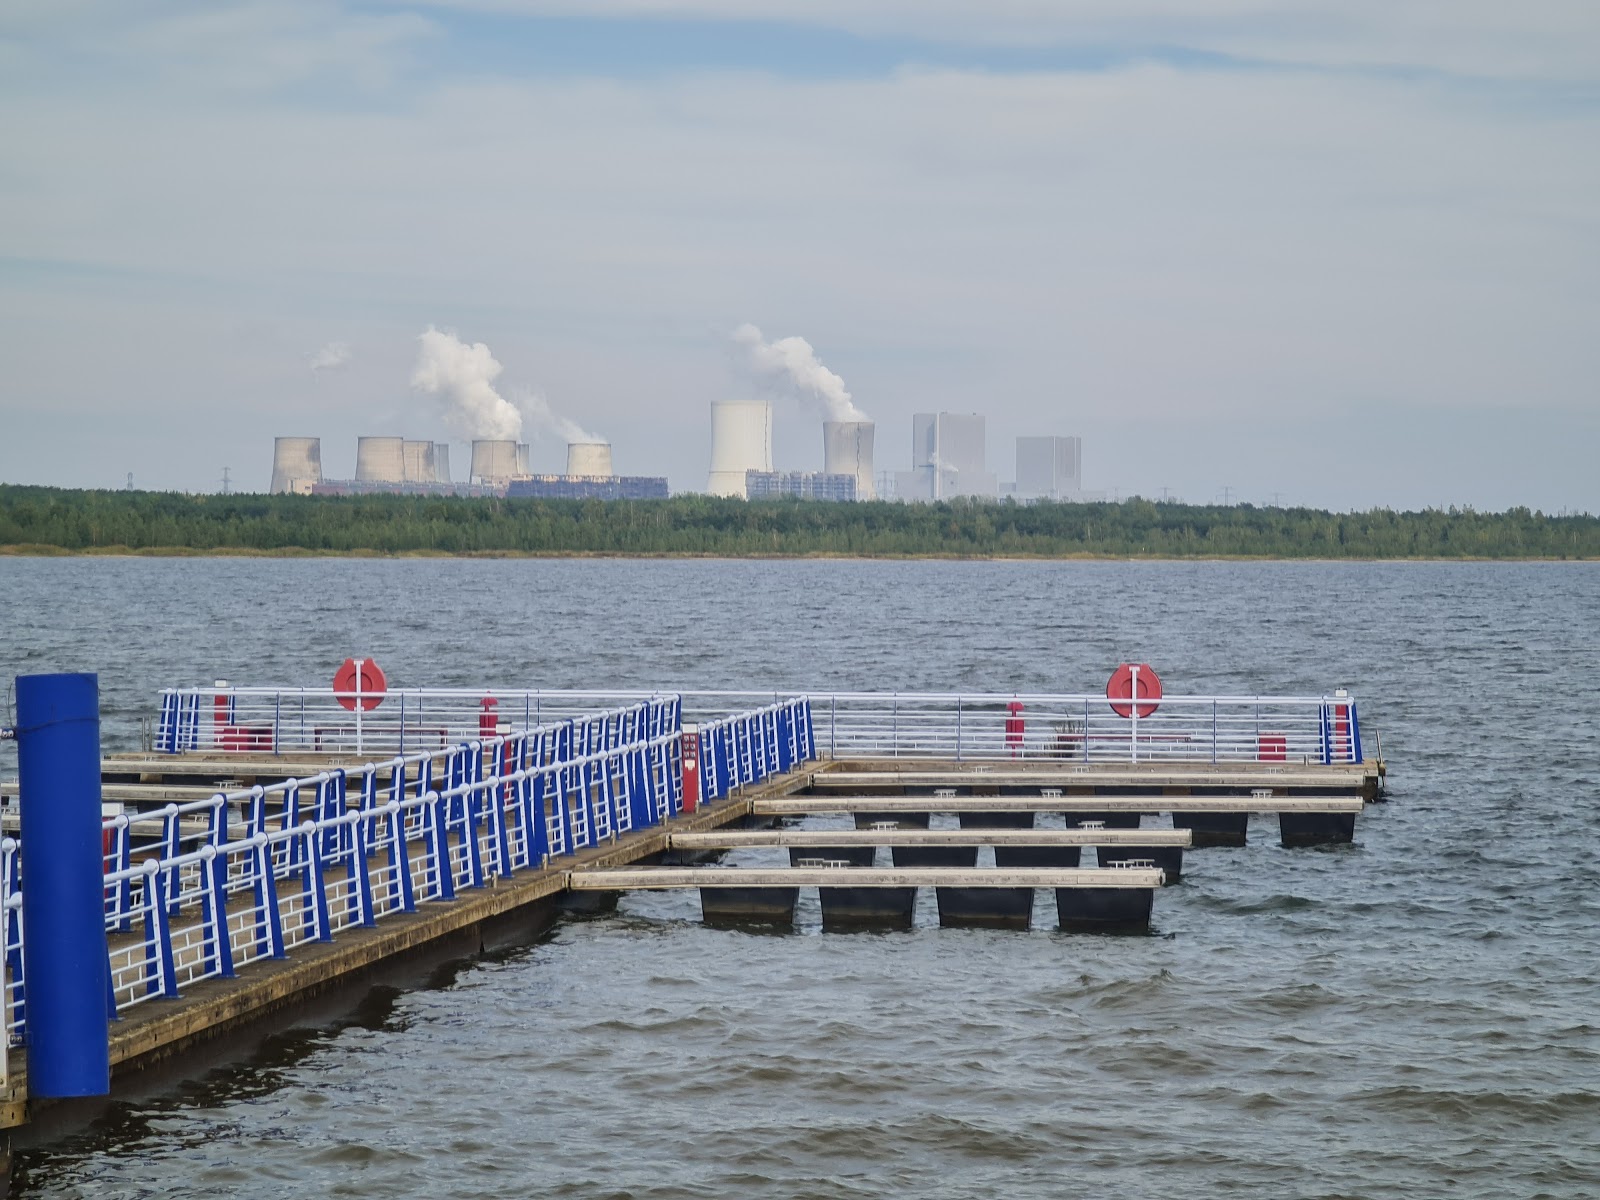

{"left": 269, "top": 400, "right": 1082, "bottom": 504}
{"left": 269, "top": 436, "right": 668, "bottom": 499}
{"left": 270, "top": 418, "right": 1086, "bottom": 503}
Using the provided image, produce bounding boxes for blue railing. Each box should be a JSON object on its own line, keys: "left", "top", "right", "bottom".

{"left": 698, "top": 698, "right": 815, "bottom": 804}
{"left": 5, "top": 694, "right": 818, "bottom": 1045}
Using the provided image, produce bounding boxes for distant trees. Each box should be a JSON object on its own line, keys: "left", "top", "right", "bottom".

{"left": 0, "top": 486, "right": 1595, "bottom": 559}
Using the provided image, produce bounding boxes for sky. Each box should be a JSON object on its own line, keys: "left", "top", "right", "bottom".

{"left": 0, "top": 1, "right": 1596, "bottom": 511}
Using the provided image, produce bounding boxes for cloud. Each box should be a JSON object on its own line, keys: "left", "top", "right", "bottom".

{"left": 733, "top": 323, "right": 866, "bottom": 422}
{"left": 0, "top": 4, "right": 1596, "bottom": 507}
{"left": 308, "top": 341, "right": 352, "bottom": 372}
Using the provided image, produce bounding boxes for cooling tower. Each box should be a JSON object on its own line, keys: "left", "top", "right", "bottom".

{"left": 434, "top": 444, "right": 452, "bottom": 484}
{"left": 471, "top": 439, "right": 519, "bottom": 482}
{"left": 707, "top": 401, "right": 773, "bottom": 498}
{"left": 822, "top": 421, "right": 876, "bottom": 501}
{"left": 566, "top": 442, "right": 614, "bottom": 478}
{"left": 270, "top": 437, "right": 323, "bottom": 495}
{"left": 355, "top": 436, "right": 406, "bottom": 483}
{"left": 516, "top": 443, "right": 530, "bottom": 475}
{"left": 402, "top": 440, "right": 437, "bottom": 484}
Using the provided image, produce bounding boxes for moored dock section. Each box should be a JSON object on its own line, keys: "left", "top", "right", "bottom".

{"left": 0, "top": 671, "right": 1385, "bottom": 1144}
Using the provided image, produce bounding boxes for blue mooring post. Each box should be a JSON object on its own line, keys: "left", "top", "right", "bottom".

{"left": 15, "top": 672, "right": 113, "bottom": 1097}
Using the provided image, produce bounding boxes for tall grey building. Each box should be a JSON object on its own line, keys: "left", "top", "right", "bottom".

{"left": 1015, "top": 436, "right": 1083, "bottom": 499}
{"left": 895, "top": 412, "right": 998, "bottom": 501}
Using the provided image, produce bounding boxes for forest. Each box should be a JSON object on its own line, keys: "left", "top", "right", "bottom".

{"left": 1, "top": 485, "right": 1595, "bottom": 559}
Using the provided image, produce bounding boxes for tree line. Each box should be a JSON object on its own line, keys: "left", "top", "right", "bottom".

{"left": 1, "top": 485, "right": 1595, "bottom": 558}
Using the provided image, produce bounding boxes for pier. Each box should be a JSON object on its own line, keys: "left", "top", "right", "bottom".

{"left": 0, "top": 676, "right": 1384, "bottom": 1145}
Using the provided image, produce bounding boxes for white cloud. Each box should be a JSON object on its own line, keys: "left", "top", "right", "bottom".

{"left": 404, "top": 0, "right": 1600, "bottom": 79}
{"left": 0, "top": 5, "right": 1596, "bottom": 507}
{"left": 308, "top": 341, "right": 353, "bottom": 372}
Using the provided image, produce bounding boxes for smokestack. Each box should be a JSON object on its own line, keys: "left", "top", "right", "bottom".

{"left": 823, "top": 421, "right": 876, "bottom": 501}
{"left": 355, "top": 436, "right": 406, "bottom": 484}
{"left": 270, "top": 437, "right": 322, "bottom": 495}
{"left": 566, "top": 442, "right": 614, "bottom": 478}
{"left": 471, "top": 439, "right": 519, "bottom": 482}
{"left": 707, "top": 400, "right": 773, "bottom": 498}
{"left": 402, "top": 440, "right": 437, "bottom": 484}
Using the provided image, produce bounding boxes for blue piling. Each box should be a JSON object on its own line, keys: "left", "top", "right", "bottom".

{"left": 15, "top": 671, "right": 113, "bottom": 1098}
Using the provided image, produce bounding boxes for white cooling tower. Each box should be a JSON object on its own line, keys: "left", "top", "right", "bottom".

{"left": 355, "top": 436, "right": 406, "bottom": 483}
{"left": 471, "top": 439, "right": 519, "bottom": 482}
{"left": 434, "top": 444, "right": 452, "bottom": 484}
{"left": 402, "top": 440, "right": 437, "bottom": 484}
{"left": 566, "top": 442, "right": 614, "bottom": 478}
{"left": 270, "top": 437, "right": 322, "bottom": 495}
{"left": 707, "top": 401, "right": 773, "bottom": 498}
{"left": 823, "top": 421, "right": 876, "bottom": 501}
{"left": 516, "top": 443, "right": 530, "bottom": 475}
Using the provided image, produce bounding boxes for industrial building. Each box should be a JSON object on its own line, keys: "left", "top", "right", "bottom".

{"left": 506, "top": 476, "right": 669, "bottom": 500}
{"left": 745, "top": 471, "right": 857, "bottom": 502}
{"left": 269, "top": 437, "right": 324, "bottom": 495}
{"left": 895, "top": 413, "right": 997, "bottom": 502}
{"left": 470, "top": 440, "right": 526, "bottom": 484}
{"left": 707, "top": 401, "right": 773, "bottom": 498}
{"left": 822, "top": 421, "right": 876, "bottom": 500}
{"left": 1015, "top": 436, "right": 1083, "bottom": 500}
{"left": 502, "top": 439, "right": 666, "bottom": 499}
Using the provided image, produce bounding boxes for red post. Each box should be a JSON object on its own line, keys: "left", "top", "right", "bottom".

{"left": 681, "top": 726, "right": 700, "bottom": 812}
{"left": 1005, "top": 701, "right": 1025, "bottom": 758}
{"left": 478, "top": 697, "right": 499, "bottom": 741}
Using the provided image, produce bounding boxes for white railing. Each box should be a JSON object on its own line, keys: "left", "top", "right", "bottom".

{"left": 155, "top": 686, "right": 746, "bottom": 757}
{"left": 803, "top": 690, "right": 1364, "bottom": 765}
{"left": 153, "top": 685, "right": 1363, "bottom": 767}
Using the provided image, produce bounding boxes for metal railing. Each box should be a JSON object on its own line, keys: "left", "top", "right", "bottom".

{"left": 698, "top": 698, "right": 816, "bottom": 803}
{"left": 3, "top": 695, "right": 725, "bottom": 1044}
{"left": 802, "top": 690, "right": 1364, "bottom": 765}
{"left": 149, "top": 685, "right": 1362, "bottom": 766}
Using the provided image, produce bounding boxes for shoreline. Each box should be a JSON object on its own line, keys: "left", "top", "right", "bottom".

{"left": 2, "top": 544, "right": 1593, "bottom": 563}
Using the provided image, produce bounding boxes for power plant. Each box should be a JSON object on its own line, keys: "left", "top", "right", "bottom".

{"left": 354, "top": 436, "right": 407, "bottom": 484}
{"left": 566, "top": 441, "right": 614, "bottom": 478}
{"left": 269, "top": 437, "right": 323, "bottom": 495}
{"left": 1015, "top": 436, "right": 1083, "bottom": 500}
{"left": 268, "top": 333, "right": 1082, "bottom": 503}
{"left": 707, "top": 401, "right": 773, "bottom": 498}
{"left": 822, "top": 421, "right": 876, "bottom": 501}
{"left": 470, "top": 439, "right": 522, "bottom": 484}
{"left": 896, "top": 413, "right": 997, "bottom": 501}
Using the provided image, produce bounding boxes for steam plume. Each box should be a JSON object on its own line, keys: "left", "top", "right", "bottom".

{"left": 513, "top": 387, "right": 603, "bottom": 445}
{"left": 410, "top": 327, "right": 601, "bottom": 445}
{"left": 734, "top": 323, "right": 867, "bottom": 422}
{"left": 308, "top": 341, "right": 351, "bottom": 373}
{"left": 412, "top": 328, "right": 522, "bottom": 441}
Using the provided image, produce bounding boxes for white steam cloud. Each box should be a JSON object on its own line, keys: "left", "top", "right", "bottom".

{"left": 308, "top": 341, "right": 351, "bottom": 373}
{"left": 513, "top": 388, "right": 602, "bottom": 446}
{"left": 733, "top": 323, "right": 867, "bottom": 422}
{"left": 411, "top": 328, "right": 523, "bottom": 441}
{"left": 410, "top": 327, "right": 601, "bottom": 445}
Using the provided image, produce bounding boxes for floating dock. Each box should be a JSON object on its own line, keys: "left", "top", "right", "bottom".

{"left": 0, "top": 678, "right": 1385, "bottom": 1147}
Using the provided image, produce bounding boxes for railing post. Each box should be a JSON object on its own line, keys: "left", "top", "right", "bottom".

{"left": 1129, "top": 665, "right": 1140, "bottom": 764}
{"left": 252, "top": 833, "right": 286, "bottom": 959}
{"left": 201, "top": 845, "right": 236, "bottom": 979}
{"left": 385, "top": 801, "right": 417, "bottom": 914}
{"left": 425, "top": 791, "right": 454, "bottom": 901}
{"left": 14, "top": 672, "right": 113, "bottom": 1097}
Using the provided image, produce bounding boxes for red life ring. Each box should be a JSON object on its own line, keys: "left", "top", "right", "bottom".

{"left": 1106, "top": 663, "right": 1161, "bottom": 719}
{"left": 333, "top": 658, "right": 387, "bottom": 712}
